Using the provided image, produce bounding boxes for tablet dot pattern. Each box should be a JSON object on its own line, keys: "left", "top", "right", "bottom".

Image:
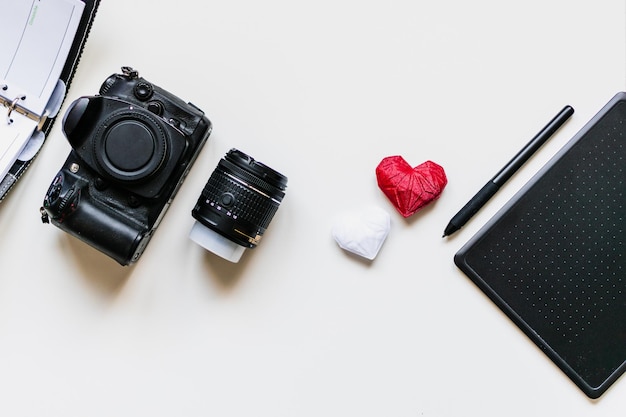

{"left": 464, "top": 101, "right": 626, "bottom": 392}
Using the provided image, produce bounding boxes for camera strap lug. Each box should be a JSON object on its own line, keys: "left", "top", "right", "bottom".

{"left": 121, "top": 66, "right": 139, "bottom": 79}
{"left": 40, "top": 207, "right": 50, "bottom": 224}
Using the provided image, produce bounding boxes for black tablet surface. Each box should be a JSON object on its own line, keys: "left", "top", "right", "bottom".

{"left": 455, "top": 92, "right": 626, "bottom": 399}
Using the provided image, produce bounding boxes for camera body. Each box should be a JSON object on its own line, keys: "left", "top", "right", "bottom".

{"left": 41, "top": 67, "right": 212, "bottom": 265}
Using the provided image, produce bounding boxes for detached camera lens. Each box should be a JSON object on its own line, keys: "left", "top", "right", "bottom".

{"left": 189, "top": 148, "right": 288, "bottom": 262}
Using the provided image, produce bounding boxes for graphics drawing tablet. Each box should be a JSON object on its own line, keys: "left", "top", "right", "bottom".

{"left": 455, "top": 92, "right": 626, "bottom": 399}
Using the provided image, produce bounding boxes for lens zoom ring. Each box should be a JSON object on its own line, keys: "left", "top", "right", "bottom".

{"left": 203, "top": 171, "right": 280, "bottom": 229}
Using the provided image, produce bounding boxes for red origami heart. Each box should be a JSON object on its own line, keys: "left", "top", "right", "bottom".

{"left": 376, "top": 156, "right": 447, "bottom": 218}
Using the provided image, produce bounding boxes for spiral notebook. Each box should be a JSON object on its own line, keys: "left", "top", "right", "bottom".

{"left": 455, "top": 92, "right": 626, "bottom": 399}
{"left": 0, "top": 0, "right": 99, "bottom": 201}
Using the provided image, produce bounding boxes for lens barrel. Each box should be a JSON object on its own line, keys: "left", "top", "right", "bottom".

{"left": 191, "top": 149, "right": 287, "bottom": 260}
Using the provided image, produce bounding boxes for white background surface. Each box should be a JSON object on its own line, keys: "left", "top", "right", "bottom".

{"left": 0, "top": 1, "right": 625, "bottom": 415}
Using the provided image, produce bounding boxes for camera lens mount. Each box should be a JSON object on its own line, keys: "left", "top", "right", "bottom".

{"left": 94, "top": 110, "right": 168, "bottom": 183}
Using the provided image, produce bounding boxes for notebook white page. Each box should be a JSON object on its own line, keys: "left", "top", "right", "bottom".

{"left": 0, "top": 115, "right": 38, "bottom": 180}
{"left": 0, "top": 0, "right": 84, "bottom": 180}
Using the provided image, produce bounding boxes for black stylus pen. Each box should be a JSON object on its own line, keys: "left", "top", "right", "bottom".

{"left": 443, "top": 105, "right": 574, "bottom": 238}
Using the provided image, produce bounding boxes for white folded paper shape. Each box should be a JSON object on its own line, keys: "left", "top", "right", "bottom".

{"left": 331, "top": 206, "right": 391, "bottom": 260}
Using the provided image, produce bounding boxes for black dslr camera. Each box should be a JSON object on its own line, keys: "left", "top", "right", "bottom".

{"left": 41, "top": 67, "right": 212, "bottom": 265}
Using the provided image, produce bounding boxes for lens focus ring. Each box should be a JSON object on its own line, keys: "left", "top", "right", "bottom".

{"left": 221, "top": 158, "right": 286, "bottom": 198}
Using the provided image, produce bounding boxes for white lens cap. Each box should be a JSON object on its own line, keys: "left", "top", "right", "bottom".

{"left": 189, "top": 221, "right": 246, "bottom": 263}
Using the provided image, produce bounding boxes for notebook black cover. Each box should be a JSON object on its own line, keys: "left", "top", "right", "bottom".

{"left": 455, "top": 92, "right": 626, "bottom": 399}
{"left": 0, "top": 0, "right": 100, "bottom": 202}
